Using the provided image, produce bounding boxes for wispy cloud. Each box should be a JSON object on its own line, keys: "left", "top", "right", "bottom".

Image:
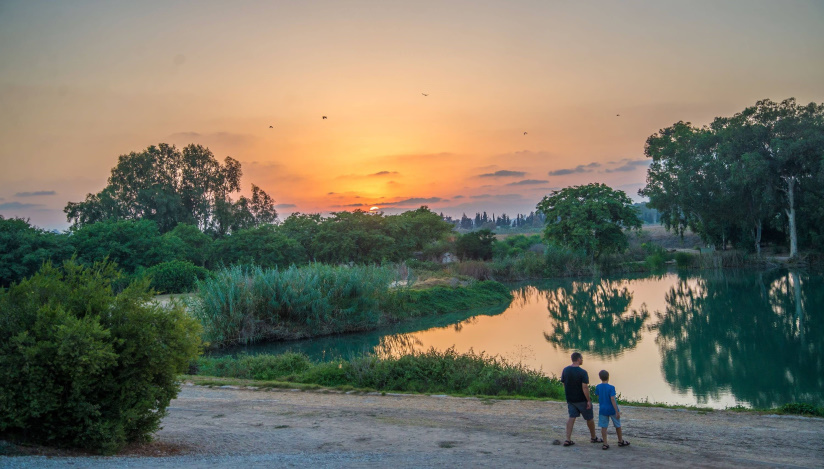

{"left": 275, "top": 203, "right": 296, "bottom": 209}
{"left": 453, "top": 195, "right": 465, "bottom": 199}
{"left": 0, "top": 202, "right": 44, "bottom": 210}
{"left": 389, "top": 197, "right": 443, "bottom": 206}
{"left": 548, "top": 162, "right": 600, "bottom": 176}
{"left": 507, "top": 179, "right": 548, "bottom": 186}
{"left": 369, "top": 170, "right": 399, "bottom": 177}
{"left": 606, "top": 158, "right": 650, "bottom": 173}
{"left": 470, "top": 194, "right": 492, "bottom": 199}
{"left": 15, "top": 190, "right": 57, "bottom": 197}
{"left": 478, "top": 170, "right": 526, "bottom": 178}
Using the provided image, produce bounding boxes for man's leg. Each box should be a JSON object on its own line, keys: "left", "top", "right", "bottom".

{"left": 565, "top": 417, "right": 576, "bottom": 442}
{"left": 586, "top": 417, "right": 597, "bottom": 439}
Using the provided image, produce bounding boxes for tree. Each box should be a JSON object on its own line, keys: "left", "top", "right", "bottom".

{"left": 64, "top": 143, "right": 278, "bottom": 234}
{"left": 536, "top": 183, "right": 641, "bottom": 261}
{"left": 0, "top": 216, "right": 73, "bottom": 287}
{"left": 211, "top": 225, "right": 307, "bottom": 268}
{"left": 455, "top": 229, "right": 495, "bottom": 260}
{"left": 70, "top": 219, "right": 176, "bottom": 274}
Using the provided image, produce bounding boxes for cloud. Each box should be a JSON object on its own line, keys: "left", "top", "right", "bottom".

{"left": 507, "top": 179, "right": 548, "bottom": 186}
{"left": 548, "top": 162, "right": 601, "bottom": 176}
{"left": 389, "top": 197, "right": 444, "bottom": 206}
{"left": 369, "top": 171, "right": 399, "bottom": 177}
{"left": 327, "top": 192, "right": 336, "bottom": 195}
{"left": 275, "top": 203, "right": 296, "bottom": 209}
{"left": 606, "top": 159, "right": 650, "bottom": 173}
{"left": 453, "top": 195, "right": 465, "bottom": 199}
{"left": 470, "top": 194, "right": 492, "bottom": 199}
{"left": 478, "top": 170, "right": 526, "bottom": 178}
{"left": 15, "top": 190, "right": 57, "bottom": 197}
{"left": 0, "top": 202, "right": 44, "bottom": 210}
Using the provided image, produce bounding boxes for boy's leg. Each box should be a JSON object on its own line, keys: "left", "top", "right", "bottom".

{"left": 613, "top": 416, "right": 624, "bottom": 443}
{"left": 616, "top": 426, "right": 623, "bottom": 443}
{"left": 601, "top": 426, "right": 607, "bottom": 443}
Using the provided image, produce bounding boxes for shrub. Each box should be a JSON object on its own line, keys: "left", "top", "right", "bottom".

{"left": 544, "top": 244, "right": 592, "bottom": 277}
{"left": 0, "top": 260, "right": 202, "bottom": 454}
{"left": 780, "top": 402, "right": 824, "bottom": 417}
{"left": 144, "top": 260, "right": 209, "bottom": 293}
{"left": 450, "top": 260, "right": 492, "bottom": 280}
{"left": 674, "top": 251, "right": 694, "bottom": 268}
{"left": 645, "top": 253, "right": 666, "bottom": 270}
{"left": 491, "top": 252, "right": 547, "bottom": 281}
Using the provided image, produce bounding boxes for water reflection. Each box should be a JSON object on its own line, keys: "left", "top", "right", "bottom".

{"left": 652, "top": 270, "right": 824, "bottom": 408}
{"left": 537, "top": 279, "right": 649, "bottom": 358}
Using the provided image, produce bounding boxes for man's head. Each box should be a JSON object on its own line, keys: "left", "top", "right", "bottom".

{"left": 571, "top": 352, "right": 583, "bottom": 365}
{"left": 599, "top": 370, "right": 609, "bottom": 382}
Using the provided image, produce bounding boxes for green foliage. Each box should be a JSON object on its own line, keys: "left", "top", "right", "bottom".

{"left": 144, "top": 260, "right": 209, "bottom": 294}
{"left": 189, "top": 264, "right": 397, "bottom": 346}
{"left": 492, "top": 234, "right": 543, "bottom": 259}
{"left": 162, "top": 223, "right": 213, "bottom": 267}
{"left": 190, "top": 265, "right": 512, "bottom": 347}
{"left": 455, "top": 229, "right": 495, "bottom": 260}
{"left": 211, "top": 224, "right": 307, "bottom": 268}
{"left": 70, "top": 219, "right": 175, "bottom": 274}
{"left": 674, "top": 252, "right": 695, "bottom": 268}
{"left": 0, "top": 260, "right": 202, "bottom": 453}
{"left": 490, "top": 252, "right": 547, "bottom": 281}
{"left": 64, "top": 143, "right": 277, "bottom": 235}
{"left": 385, "top": 281, "right": 511, "bottom": 320}
{"left": 645, "top": 253, "right": 666, "bottom": 270}
{"left": 543, "top": 244, "right": 593, "bottom": 277}
{"left": 197, "top": 348, "right": 565, "bottom": 399}
{"left": 780, "top": 403, "right": 824, "bottom": 417}
{"left": 0, "top": 216, "right": 73, "bottom": 287}
{"left": 537, "top": 183, "right": 642, "bottom": 260}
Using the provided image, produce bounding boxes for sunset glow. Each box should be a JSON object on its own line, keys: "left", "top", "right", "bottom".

{"left": 1, "top": 1, "right": 823, "bottom": 229}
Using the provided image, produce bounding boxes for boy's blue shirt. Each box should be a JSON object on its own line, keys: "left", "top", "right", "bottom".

{"left": 595, "top": 383, "right": 617, "bottom": 416}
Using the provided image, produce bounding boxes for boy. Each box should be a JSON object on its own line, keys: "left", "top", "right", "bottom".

{"left": 595, "top": 370, "right": 630, "bottom": 450}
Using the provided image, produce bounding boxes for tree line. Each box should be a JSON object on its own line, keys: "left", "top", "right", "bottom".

{"left": 640, "top": 98, "right": 824, "bottom": 257}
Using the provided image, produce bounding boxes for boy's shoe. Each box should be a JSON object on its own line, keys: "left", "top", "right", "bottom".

{"left": 590, "top": 437, "right": 604, "bottom": 443}
{"left": 562, "top": 440, "right": 575, "bottom": 447}
{"left": 618, "top": 440, "right": 631, "bottom": 447}
{"left": 602, "top": 444, "right": 609, "bottom": 450}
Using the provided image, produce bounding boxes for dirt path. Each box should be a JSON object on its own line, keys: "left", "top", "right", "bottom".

{"left": 5, "top": 385, "right": 824, "bottom": 468}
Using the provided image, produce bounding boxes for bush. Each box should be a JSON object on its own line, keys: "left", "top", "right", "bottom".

{"left": 645, "top": 253, "right": 666, "bottom": 270}
{"left": 674, "top": 251, "right": 694, "bottom": 268}
{"left": 450, "top": 260, "right": 492, "bottom": 280}
{"left": 0, "top": 260, "right": 202, "bottom": 454}
{"left": 544, "top": 244, "right": 592, "bottom": 277}
{"left": 144, "top": 260, "right": 209, "bottom": 293}
{"left": 491, "top": 252, "right": 547, "bottom": 281}
{"left": 780, "top": 402, "right": 824, "bottom": 417}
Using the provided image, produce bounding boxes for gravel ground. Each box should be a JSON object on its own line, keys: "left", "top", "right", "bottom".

{"left": 4, "top": 385, "right": 824, "bottom": 468}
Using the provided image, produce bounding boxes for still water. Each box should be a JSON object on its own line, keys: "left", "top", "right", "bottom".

{"left": 218, "top": 270, "right": 824, "bottom": 409}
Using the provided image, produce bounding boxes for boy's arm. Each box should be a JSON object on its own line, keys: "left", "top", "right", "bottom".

{"left": 610, "top": 395, "right": 620, "bottom": 419}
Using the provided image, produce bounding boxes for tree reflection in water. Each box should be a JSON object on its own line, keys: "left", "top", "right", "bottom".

{"left": 540, "top": 279, "right": 649, "bottom": 358}
{"left": 652, "top": 270, "right": 824, "bottom": 408}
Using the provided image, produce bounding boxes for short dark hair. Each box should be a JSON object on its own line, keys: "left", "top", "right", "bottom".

{"left": 599, "top": 370, "right": 609, "bottom": 381}
{"left": 571, "top": 352, "right": 582, "bottom": 362}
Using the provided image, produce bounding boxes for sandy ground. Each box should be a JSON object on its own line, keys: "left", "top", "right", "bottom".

{"left": 4, "top": 385, "right": 824, "bottom": 468}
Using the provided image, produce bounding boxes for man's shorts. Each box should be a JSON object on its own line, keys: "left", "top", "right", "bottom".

{"left": 567, "top": 401, "right": 594, "bottom": 420}
{"left": 598, "top": 414, "right": 621, "bottom": 428}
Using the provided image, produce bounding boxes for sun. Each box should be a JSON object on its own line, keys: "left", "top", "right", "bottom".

{"left": 369, "top": 206, "right": 380, "bottom": 212}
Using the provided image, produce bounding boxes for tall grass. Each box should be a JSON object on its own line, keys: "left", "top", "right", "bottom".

{"left": 197, "top": 348, "right": 565, "bottom": 398}
{"left": 188, "top": 264, "right": 395, "bottom": 346}
{"left": 188, "top": 264, "right": 513, "bottom": 347}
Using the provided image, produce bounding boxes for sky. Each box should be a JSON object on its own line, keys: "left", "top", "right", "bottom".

{"left": 1, "top": 0, "right": 823, "bottom": 230}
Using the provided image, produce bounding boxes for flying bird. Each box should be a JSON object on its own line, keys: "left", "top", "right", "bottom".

{"left": 524, "top": 132, "right": 528, "bottom": 135}
{"left": 616, "top": 114, "right": 621, "bottom": 117}
{"left": 422, "top": 93, "right": 429, "bottom": 96}
{"left": 322, "top": 116, "right": 327, "bottom": 119}
{"left": 269, "top": 125, "right": 273, "bottom": 128}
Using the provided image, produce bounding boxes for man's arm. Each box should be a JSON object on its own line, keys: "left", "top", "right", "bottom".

{"left": 610, "top": 395, "right": 620, "bottom": 419}
{"left": 582, "top": 382, "right": 591, "bottom": 408}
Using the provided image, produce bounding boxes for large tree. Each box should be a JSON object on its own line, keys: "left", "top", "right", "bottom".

{"left": 64, "top": 143, "right": 278, "bottom": 234}
{"left": 536, "top": 183, "right": 641, "bottom": 261}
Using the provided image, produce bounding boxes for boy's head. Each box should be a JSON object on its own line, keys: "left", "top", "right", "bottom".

{"left": 599, "top": 370, "right": 609, "bottom": 382}
{"left": 571, "top": 352, "right": 583, "bottom": 364}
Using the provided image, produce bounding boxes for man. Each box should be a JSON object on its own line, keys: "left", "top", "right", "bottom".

{"left": 560, "top": 352, "right": 601, "bottom": 446}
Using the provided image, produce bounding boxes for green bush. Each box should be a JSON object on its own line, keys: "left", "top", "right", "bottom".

{"left": 491, "top": 252, "right": 547, "bottom": 281}
{"left": 544, "top": 244, "right": 592, "bottom": 277}
{"left": 674, "top": 251, "right": 694, "bottom": 268}
{"left": 780, "top": 402, "right": 824, "bottom": 417}
{"left": 645, "top": 253, "right": 666, "bottom": 270}
{"left": 0, "top": 260, "right": 202, "bottom": 454}
{"left": 197, "top": 348, "right": 564, "bottom": 398}
{"left": 144, "top": 260, "right": 209, "bottom": 293}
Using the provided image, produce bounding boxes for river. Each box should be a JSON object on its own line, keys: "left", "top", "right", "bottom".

{"left": 214, "top": 269, "right": 824, "bottom": 409}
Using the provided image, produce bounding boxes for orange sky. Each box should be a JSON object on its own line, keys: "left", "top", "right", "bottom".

{"left": 1, "top": 0, "right": 823, "bottom": 229}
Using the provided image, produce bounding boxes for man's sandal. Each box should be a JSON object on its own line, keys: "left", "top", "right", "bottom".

{"left": 590, "top": 437, "right": 604, "bottom": 443}
{"left": 563, "top": 440, "right": 575, "bottom": 447}
{"left": 618, "top": 440, "right": 631, "bottom": 447}
{"left": 602, "top": 444, "right": 610, "bottom": 450}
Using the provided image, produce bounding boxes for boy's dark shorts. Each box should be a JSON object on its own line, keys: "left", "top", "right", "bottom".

{"left": 567, "top": 402, "right": 594, "bottom": 420}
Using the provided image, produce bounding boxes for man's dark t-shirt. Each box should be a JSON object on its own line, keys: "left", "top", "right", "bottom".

{"left": 561, "top": 365, "right": 589, "bottom": 403}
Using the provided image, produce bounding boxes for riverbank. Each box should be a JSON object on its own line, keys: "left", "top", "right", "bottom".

{"left": 4, "top": 385, "right": 822, "bottom": 468}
